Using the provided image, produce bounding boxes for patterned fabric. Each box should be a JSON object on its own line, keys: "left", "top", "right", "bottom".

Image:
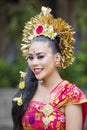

{"left": 22, "top": 80, "right": 87, "bottom": 130}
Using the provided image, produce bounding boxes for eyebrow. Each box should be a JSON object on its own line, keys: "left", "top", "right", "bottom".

{"left": 28, "top": 52, "right": 46, "bottom": 56}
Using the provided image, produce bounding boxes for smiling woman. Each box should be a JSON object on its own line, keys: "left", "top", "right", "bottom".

{"left": 11, "top": 6, "right": 87, "bottom": 130}
{"left": 28, "top": 37, "right": 61, "bottom": 81}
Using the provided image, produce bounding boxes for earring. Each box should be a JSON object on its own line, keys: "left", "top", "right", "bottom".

{"left": 55, "top": 61, "right": 59, "bottom": 67}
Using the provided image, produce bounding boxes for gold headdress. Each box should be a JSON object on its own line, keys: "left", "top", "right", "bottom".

{"left": 21, "top": 6, "right": 75, "bottom": 68}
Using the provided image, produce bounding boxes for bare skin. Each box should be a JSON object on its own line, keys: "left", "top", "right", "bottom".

{"left": 65, "top": 104, "right": 82, "bottom": 130}
{"left": 28, "top": 41, "right": 82, "bottom": 130}
{"left": 28, "top": 41, "right": 62, "bottom": 102}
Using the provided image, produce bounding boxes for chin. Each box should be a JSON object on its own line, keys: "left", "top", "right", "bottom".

{"left": 36, "top": 77, "right": 43, "bottom": 81}
{"left": 35, "top": 75, "right": 44, "bottom": 81}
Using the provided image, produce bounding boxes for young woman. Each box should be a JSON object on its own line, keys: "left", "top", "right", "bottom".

{"left": 12, "top": 6, "right": 87, "bottom": 130}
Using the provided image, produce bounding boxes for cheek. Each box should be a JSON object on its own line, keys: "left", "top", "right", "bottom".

{"left": 28, "top": 60, "right": 32, "bottom": 67}
{"left": 42, "top": 57, "right": 53, "bottom": 66}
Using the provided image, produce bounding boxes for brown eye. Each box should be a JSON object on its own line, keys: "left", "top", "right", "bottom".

{"left": 28, "top": 55, "right": 34, "bottom": 60}
{"left": 37, "top": 55, "right": 44, "bottom": 59}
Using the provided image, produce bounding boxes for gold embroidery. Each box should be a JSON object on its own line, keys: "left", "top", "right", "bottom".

{"left": 40, "top": 104, "right": 54, "bottom": 126}
{"left": 42, "top": 116, "right": 51, "bottom": 126}
{"left": 36, "top": 113, "right": 41, "bottom": 120}
{"left": 49, "top": 115, "right": 56, "bottom": 121}
{"left": 41, "top": 104, "right": 53, "bottom": 116}
{"left": 30, "top": 108, "right": 33, "bottom": 113}
{"left": 56, "top": 121, "right": 61, "bottom": 128}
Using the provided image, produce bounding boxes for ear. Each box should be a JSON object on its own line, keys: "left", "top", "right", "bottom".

{"left": 55, "top": 53, "right": 61, "bottom": 67}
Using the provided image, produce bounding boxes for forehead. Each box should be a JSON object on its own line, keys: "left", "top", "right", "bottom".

{"left": 29, "top": 41, "right": 52, "bottom": 53}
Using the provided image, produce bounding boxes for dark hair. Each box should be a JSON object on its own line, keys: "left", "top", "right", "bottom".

{"left": 31, "top": 35, "right": 61, "bottom": 54}
{"left": 11, "top": 35, "right": 61, "bottom": 130}
{"left": 11, "top": 67, "right": 38, "bottom": 130}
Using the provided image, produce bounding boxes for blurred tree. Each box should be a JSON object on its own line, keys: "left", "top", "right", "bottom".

{"left": 0, "top": 0, "right": 10, "bottom": 59}
{"left": 76, "top": 0, "right": 87, "bottom": 41}
{"left": 0, "top": 0, "right": 41, "bottom": 63}
{"left": 44, "top": 0, "right": 79, "bottom": 25}
{"left": 0, "top": 0, "right": 42, "bottom": 87}
{"left": 0, "top": 0, "right": 87, "bottom": 88}
{"left": 45, "top": 0, "right": 87, "bottom": 88}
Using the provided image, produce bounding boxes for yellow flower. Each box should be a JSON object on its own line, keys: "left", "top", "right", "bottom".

{"left": 13, "top": 95, "right": 23, "bottom": 106}
{"left": 19, "top": 81, "right": 25, "bottom": 89}
{"left": 19, "top": 71, "right": 27, "bottom": 78}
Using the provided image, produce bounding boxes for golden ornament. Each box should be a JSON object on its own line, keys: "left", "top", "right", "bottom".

{"left": 21, "top": 6, "right": 75, "bottom": 68}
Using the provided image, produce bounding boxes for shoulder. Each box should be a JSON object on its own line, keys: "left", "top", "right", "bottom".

{"left": 62, "top": 80, "right": 87, "bottom": 106}
{"left": 62, "top": 80, "right": 83, "bottom": 95}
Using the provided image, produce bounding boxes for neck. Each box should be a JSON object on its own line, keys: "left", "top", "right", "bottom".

{"left": 39, "top": 70, "right": 62, "bottom": 89}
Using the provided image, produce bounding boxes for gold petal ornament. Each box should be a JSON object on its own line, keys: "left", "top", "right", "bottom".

{"left": 22, "top": 6, "right": 75, "bottom": 68}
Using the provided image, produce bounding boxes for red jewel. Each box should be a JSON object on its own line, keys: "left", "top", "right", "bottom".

{"left": 36, "top": 25, "right": 43, "bottom": 34}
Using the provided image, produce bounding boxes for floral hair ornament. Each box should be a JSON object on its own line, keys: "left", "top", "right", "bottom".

{"left": 21, "top": 6, "right": 75, "bottom": 68}
{"left": 19, "top": 71, "right": 27, "bottom": 78}
{"left": 19, "top": 71, "right": 26, "bottom": 89}
{"left": 19, "top": 81, "right": 25, "bottom": 89}
{"left": 13, "top": 94, "right": 23, "bottom": 106}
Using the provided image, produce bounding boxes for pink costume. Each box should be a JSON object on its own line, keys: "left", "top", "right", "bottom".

{"left": 22, "top": 80, "right": 87, "bottom": 130}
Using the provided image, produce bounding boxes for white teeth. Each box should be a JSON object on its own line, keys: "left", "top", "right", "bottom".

{"left": 34, "top": 68, "right": 42, "bottom": 72}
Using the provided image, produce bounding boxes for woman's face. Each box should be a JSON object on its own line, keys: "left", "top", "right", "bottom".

{"left": 28, "top": 41, "right": 59, "bottom": 80}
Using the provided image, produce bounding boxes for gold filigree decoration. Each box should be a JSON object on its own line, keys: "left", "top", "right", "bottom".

{"left": 40, "top": 104, "right": 54, "bottom": 126}
{"left": 21, "top": 6, "right": 75, "bottom": 68}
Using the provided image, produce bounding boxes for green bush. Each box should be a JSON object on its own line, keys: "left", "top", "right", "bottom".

{"left": 59, "top": 41, "right": 87, "bottom": 88}
{"left": 0, "top": 56, "right": 27, "bottom": 88}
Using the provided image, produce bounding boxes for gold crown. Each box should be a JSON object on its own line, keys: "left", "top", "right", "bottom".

{"left": 21, "top": 6, "right": 75, "bottom": 68}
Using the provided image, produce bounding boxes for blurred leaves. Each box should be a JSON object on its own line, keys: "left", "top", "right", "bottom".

{"left": 0, "top": 0, "right": 41, "bottom": 88}
{"left": 59, "top": 41, "right": 87, "bottom": 88}
{"left": 8, "top": 0, "right": 41, "bottom": 41}
{"left": 0, "top": 0, "right": 87, "bottom": 88}
{"left": 0, "top": 56, "right": 27, "bottom": 88}
{"left": 1, "top": 41, "right": 87, "bottom": 88}
{"left": 77, "top": 0, "right": 87, "bottom": 32}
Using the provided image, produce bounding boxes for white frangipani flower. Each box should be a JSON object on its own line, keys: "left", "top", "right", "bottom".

{"left": 41, "top": 6, "right": 51, "bottom": 16}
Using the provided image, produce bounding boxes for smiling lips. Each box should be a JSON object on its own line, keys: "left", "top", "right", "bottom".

{"left": 34, "top": 68, "right": 43, "bottom": 75}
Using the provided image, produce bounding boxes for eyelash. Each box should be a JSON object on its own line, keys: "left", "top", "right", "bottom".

{"left": 28, "top": 56, "right": 34, "bottom": 60}
{"left": 38, "top": 55, "right": 44, "bottom": 59}
{"left": 28, "top": 55, "right": 44, "bottom": 60}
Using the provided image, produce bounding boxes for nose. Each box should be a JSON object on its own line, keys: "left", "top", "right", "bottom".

{"left": 32, "top": 58, "right": 39, "bottom": 66}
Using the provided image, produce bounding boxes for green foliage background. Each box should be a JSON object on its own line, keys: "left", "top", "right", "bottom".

{"left": 0, "top": 0, "right": 41, "bottom": 88}
{"left": 0, "top": 0, "right": 87, "bottom": 88}
{"left": 59, "top": 41, "right": 87, "bottom": 88}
